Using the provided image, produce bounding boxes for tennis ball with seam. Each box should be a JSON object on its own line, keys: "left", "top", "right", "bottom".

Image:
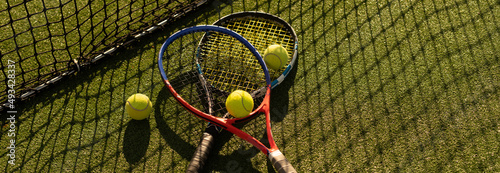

{"left": 263, "top": 44, "right": 289, "bottom": 71}
{"left": 226, "top": 90, "right": 254, "bottom": 118}
{"left": 125, "top": 93, "right": 153, "bottom": 120}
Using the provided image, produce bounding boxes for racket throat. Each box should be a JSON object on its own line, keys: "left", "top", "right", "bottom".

{"left": 268, "top": 150, "right": 283, "bottom": 159}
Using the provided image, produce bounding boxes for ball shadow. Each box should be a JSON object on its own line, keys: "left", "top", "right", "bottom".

{"left": 123, "top": 119, "right": 151, "bottom": 164}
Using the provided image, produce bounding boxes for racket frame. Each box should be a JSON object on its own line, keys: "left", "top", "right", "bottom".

{"left": 187, "top": 12, "right": 299, "bottom": 172}
{"left": 158, "top": 25, "right": 296, "bottom": 172}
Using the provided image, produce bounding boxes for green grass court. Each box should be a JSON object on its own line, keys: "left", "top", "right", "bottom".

{"left": 1, "top": 0, "right": 499, "bottom": 172}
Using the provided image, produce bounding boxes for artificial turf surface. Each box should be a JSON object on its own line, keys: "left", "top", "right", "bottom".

{"left": 1, "top": 0, "right": 499, "bottom": 172}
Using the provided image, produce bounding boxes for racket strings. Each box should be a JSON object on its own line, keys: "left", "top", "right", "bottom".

{"left": 161, "top": 29, "right": 268, "bottom": 118}
{"left": 162, "top": 32, "right": 213, "bottom": 114}
{"left": 221, "top": 18, "right": 295, "bottom": 79}
{"left": 199, "top": 32, "right": 266, "bottom": 93}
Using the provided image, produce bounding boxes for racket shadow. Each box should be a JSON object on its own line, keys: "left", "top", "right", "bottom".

{"left": 269, "top": 56, "right": 299, "bottom": 122}
{"left": 154, "top": 70, "right": 201, "bottom": 160}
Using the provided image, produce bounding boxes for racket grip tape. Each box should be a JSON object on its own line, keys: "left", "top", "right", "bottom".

{"left": 186, "top": 132, "right": 215, "bottom": 173}
{"left": 269, "top": 150, "right": 297, "bottom": 173}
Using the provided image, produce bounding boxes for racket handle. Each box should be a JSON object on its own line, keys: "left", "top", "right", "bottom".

{"left": 186, "top": 126, "right": 219, "bottom": 173}
{"left": 269, "top": 150, "right": 297, "bottom": 173}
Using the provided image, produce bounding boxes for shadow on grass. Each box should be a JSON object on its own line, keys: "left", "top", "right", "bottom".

{"left": 123, "top": 119, "right": 151, "bottom": 164}
{"left": 154, "top": 85, "right": 197, "bottom": 160}
{"left": 3, "top": 0, "right": 498, "bottom": 172}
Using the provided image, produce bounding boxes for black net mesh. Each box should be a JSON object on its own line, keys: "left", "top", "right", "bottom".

{"left": 0, "top": 0, "right": 208, "bottom": 111}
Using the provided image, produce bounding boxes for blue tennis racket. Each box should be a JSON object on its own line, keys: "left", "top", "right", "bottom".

{"left": 158, "top": 25, "right": 296, "bottom": 173}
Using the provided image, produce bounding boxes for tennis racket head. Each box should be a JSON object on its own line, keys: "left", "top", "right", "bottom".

{"left": 213, "top": 11, "right": 298, "bottom": 88}
{"left": 161, "top": 25, "right": 295, "bottom": 173}
{"left": 158, "top": 25, "right": 271, "bottom": 124}
{"left": 187, "top": 12, "right": 298, "bottom": 172}
{"left": 196, "top": 11, "right": 298, "bottom": 120}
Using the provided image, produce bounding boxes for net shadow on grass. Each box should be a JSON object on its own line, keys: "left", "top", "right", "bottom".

{"left": 2, "top": 0, "right": 498, "bottom": 172}
{"left": 3, "top": 52, "right": 129, "bottom": 172}
{"left": 286, "top": 0, "right": 498, "bottom": 172}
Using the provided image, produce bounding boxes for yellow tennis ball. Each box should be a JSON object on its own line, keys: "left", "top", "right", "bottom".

{"left": 226, "top": 90, "right": 254, "bottom": 118}
{"left": 125, "top": 93, "right": 153, "bottom": 120}
{"left": 263, "top": 44, "right": 289, "bottom": 71}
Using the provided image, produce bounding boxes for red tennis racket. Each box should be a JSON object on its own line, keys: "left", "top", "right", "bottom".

{"left": 158, "top": 25, "right": 296, "bottom": 173}
{"left": 187, "top": 11, "right": 298, "bottom": 172}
